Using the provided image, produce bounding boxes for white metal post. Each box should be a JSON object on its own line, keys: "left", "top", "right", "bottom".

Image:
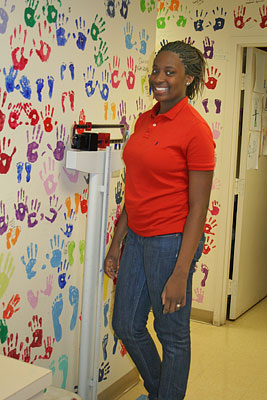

{"left": 78, "top": 168, "right": 105, "bottom": 400}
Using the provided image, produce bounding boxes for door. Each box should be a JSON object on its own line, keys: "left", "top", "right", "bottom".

{"left": 229, "top": 47, "right": 267, "bottom": 320}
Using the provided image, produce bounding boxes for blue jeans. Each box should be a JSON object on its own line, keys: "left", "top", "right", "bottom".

{"left": 112, "top": 229, "right": 204, "bottom": 400}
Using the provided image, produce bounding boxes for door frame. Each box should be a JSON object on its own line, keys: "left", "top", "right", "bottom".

{"left": 213, "top": 35, "right": 267, "bottom": 326}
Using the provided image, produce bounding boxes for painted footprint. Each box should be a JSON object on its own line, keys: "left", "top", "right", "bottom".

{"left": 103, "top": 299, "right": 109, "bottom": 327}
{"left": 79, "top": 240, "right": 85, "bottom": 264}
{"left": 52, "top": 293, "right": 63, "bottom": 342}
{"left": 68, "top": 240, "right": 75, "bottom": 266}
{"left": 102, "top": 333, "right": 108, "bottom": 361}
{"left": 58, "top": 354, "right": 68, "bottom": 389}
{"left": 69, "top": 285, "right": 79, "bottom": 331}
{"left": 16, "top": 162, "right": 23, "bottom": 183}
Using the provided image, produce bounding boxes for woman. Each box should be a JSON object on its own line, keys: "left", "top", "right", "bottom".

{"left": 104, "top": 40, "right": 215, "bottom": 400}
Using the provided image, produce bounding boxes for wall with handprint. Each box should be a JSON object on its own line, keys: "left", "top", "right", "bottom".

{"left": 0, "top": 0, "right": 157, "bottom": 394}
{"left": 155, "top": 0, "right": 267, "bottom": 315}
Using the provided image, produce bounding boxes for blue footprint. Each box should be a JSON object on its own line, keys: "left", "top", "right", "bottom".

{"left": 103, "top": 299, "right": 110, "bottom": 327}
{"left": 69, "top": 285, "right": 79, "bottom": 331}
{"left": 16, "top": 162, "right": 24, "bottom": 183}
{"left": 52, "top": 293, "right": 63, "bottom": 342}
{"left": 25, "top": 162, "right": 32, "bottom": 183}
{"left": 102, "top": 333, "right": 108, "bottom": 361}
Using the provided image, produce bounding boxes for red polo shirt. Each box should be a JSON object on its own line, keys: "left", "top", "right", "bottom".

{"left": 123, "top": 97, "right": 215, "bottom": 236}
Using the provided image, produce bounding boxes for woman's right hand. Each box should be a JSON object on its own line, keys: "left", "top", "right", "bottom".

{"left": 104, "top": 243, "right": 121, "bottom": 279}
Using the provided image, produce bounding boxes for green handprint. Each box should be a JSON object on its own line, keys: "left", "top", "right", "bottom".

{"left": 90, "top": 14, "right": 106, "bottom": 41}
{"left": 0, "top": 319, "right": 8, "bottom": 344}
{"left": 94, "top": 40, "right": 109, "bottom": 67}
{"left": 24, "top": 0, "right": 40, "bottom": 28}
{"left": 0, "top": 253, "right": 15, "bottom": 299}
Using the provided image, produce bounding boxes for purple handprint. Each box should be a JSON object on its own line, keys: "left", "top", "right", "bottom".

{"left": 26, "top": 124, "right": 44, "bottom": 163}
{"left": 0, "top": 200, "right": 9, "bottom": 236}
{"left": 203, "top": 36, "right": 214, "bottom": 60}
{"left": 0, "top": 2, "right": 15, "bottom": 34}
{"left": 117, "top": 100, "right": 129, "bottom": 136}
{"left": 47, "top": 124, "right": 68, "bottom": 161}
{"left": 27, "top": 198, "right": 41, "bottom": 228}
{"left": 45, "top": 195, "right": 62, "bottom": 223}
{"left": 14, "top": 188, "right": 28, "bottom": 222}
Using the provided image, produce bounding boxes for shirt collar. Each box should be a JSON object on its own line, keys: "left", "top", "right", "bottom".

{"left": 151, "top": 96, "right": 188, "bottom": 120}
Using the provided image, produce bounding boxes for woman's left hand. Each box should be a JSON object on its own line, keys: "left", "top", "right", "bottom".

{"left": 161, "top": 272, "right": 187, "bottom": 314}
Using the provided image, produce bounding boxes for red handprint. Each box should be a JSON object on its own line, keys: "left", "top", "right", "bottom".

{"left": 24, "top": 103, "right": 39, "bottom": 126}
{"left": 8, "top": 102, "right": 23, "bottom": 130}
{"left": 39, "top": 336, "right": 55, "bottom": 360}
{"left": 0, "top": 89, "right": 7, "bottom": 131}
{"left": 0, "top": 137, "right": 16, "bottom": 174}
{"left": 80, "top": 189, "right": 88, "bottom": 214}
{"left": 208, "top": 200, "right": 221, "bottom": 216}
{"left": 258, "top": 5, "right": 267, "bottom": 29}
{"left": 205, "top": 66, "right": 221, "bottom": 90}
{"left": 2, "top": 294, "right": 20, "bottom": 319}
{"left": 204, "top": 217, "right": 218, "bottom": 235}
{"left": 203, "top": 236, "right": 216, "bottom": 255}
{"left": 123, "top": 56, "right": 137, "bottom": 90}
{"left": 28, "top": 315, "right": 43, "bottom": 348}
{"left": 21, "top": 337, "right": 37, "bottom": 364}
{"left": 40, "top": 104, "right": 56, "bottom": 133}
{"left": 32, "top": 21, "right": 54, "bottom": 62}
{"left": 10, "top": 25, "right": 33, "bottom": 71}
{"left": 3, "top": 333, "right": 23, "bottom": 359}
{"left": 109, "top": 56, "right": 121, "bottom": 89}
{"left": 233, "top": 5, "right": 251, "bottom": 29}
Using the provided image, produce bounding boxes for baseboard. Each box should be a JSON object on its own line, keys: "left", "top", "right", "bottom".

{"left": 191, "top": 308, "right": 214, "bottom": 324}
{"left": 98, "top": 368, "right": 140, "bottom": 400}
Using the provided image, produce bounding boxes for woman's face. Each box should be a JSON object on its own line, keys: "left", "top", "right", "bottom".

{"left": 149, "top": 50, "right": 193, "bottom": 113}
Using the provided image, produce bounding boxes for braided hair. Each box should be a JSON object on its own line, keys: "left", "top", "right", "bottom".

{"left": 156, "top": 40, "right": 206, "bottom": 100}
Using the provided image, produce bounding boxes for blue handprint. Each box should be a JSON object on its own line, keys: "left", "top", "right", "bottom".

{"left": 139, "top": 28, "right": 149, "bottom": 55}
{"left": 120, "top": 0, "right": 130, "bottom": 19}
{"left": 99, "top": 69, "right": 110, "bottom": 101}
{"left": 73, "top": 17, "right": 90, "bottom": 51}
{"left": 19, "top": 75, "right": 32, "bottom": 99}
{"left": 21, "top": 242, "right": 38, "bottom": 279}
{"left": 192, "top": 9, "right": 211, "bottom": 32}
{"left": 46, "top": 234, "right": 65, "bottom": 268}
{"left": 57, "top": 259, "right": 70, "bottom": 289}
{"left": 3, "top": 66, "right": 20, "bottom": 93}
{"left": 83, "top": 66, "right": 98, "bottom": 98}
{"left": 124, "top": 22, "right": 136, "bottom": 50}
{"left": 212, "top": 7, "right": 227, "bottom": 31}
{"left": 61, "top": 210, "right": 75, "bottom": 238}
{"left": 56, "top": 13, "right": 70, "bottom": 47}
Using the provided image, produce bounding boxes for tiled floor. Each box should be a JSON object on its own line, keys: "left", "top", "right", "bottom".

{"left": 118, "top": 297, "right": 267, "bottom": 400}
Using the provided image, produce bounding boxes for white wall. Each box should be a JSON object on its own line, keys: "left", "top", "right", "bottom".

{"left": 0, "top": 0, "right": 157, "bottom": 393}
{"left": 155, "top": 0, "right": 267, "bottom": 321}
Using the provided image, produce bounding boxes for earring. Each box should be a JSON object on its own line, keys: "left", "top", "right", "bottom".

{"left": 186, "top": 82, "right": 190, "bottom": 86}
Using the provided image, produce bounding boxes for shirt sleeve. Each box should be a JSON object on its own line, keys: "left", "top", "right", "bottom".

{"left": 187, "top": 122, "right": 215, "bottom": 170}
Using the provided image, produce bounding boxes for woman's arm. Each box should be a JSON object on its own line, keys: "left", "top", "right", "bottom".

{"left": 162, "top": 170, "right": 213, "bottom": 314}
{"left": 104, "top": 205, "right": 128, "bottom": 279}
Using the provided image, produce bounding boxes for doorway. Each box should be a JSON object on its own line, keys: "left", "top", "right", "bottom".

{"left": 227, "top": 46, "right": 267, "bottom": 320}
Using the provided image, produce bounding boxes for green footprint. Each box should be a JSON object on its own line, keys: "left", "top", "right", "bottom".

{"left": 79, "top": 240, "right": 85, "bottom": 264}
{"left": 68, "top": 241, "right": 75, "bottom": 266}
